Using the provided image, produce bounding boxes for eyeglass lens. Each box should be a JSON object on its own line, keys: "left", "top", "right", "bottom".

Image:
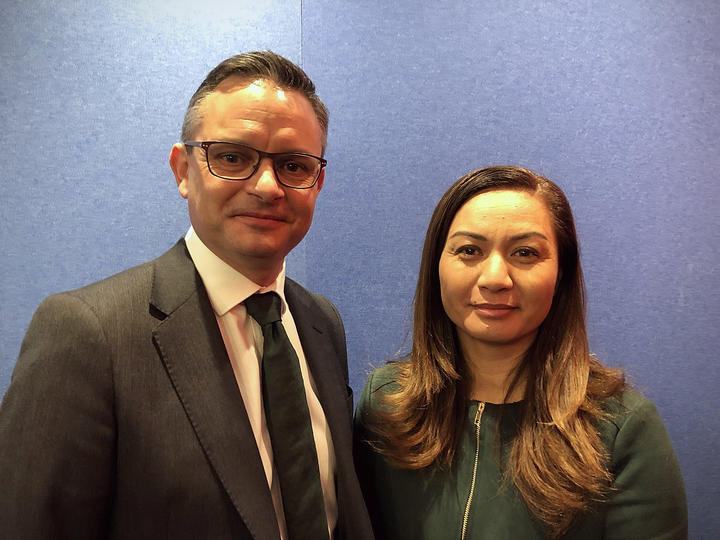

{"left": 205, "top": 142, "right": 321, "bottom": 187}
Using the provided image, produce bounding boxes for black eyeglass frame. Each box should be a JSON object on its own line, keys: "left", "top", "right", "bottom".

{"left": 184, "top": 141, "right": 327, "bottom": 189}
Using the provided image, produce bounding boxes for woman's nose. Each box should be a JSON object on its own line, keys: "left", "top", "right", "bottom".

{"left": 477, "top": 253, "right": 513, "bottom": 292}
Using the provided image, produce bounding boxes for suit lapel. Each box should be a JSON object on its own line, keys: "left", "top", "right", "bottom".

{"left": 284, "top": 280, "right": 354, "bottom": 471}
{"left": 285, "top": 281, "right": 363, "bottom": 538}
{"left": 150, "top": 241, "right": 280, "bottom": 540}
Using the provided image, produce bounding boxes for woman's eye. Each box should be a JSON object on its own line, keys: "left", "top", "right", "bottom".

{"left": 454, "top": 245, "right": 479, "bottom": 257}
{"left": 514, "top": 247, "right": 539, "bottom": 258}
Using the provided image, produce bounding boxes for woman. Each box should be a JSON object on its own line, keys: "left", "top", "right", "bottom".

{"left": 354, "top": 166, "right": 687, "bottom": 539}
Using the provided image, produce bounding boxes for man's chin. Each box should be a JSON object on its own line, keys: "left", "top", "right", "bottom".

{"left": 228, "top": 241, "right": 295, "bottom": 266}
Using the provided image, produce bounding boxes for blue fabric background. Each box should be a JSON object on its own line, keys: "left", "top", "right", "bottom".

{"left": 2, "top": 1, "right": 717, "bottom": 536}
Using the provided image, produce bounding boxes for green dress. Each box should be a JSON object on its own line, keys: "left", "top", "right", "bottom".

{"left": 354, "top": 364, "right": 687, "bottom": 539}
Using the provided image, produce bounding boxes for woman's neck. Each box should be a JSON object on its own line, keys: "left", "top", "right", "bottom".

{"left": 459, "top": 333, "right": 532, "bottom": 403}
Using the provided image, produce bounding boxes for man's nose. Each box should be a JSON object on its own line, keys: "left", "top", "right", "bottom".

{"left": 477, "top": 253, "right": 513, "bottom": 292}
{"left": 250, "top": 158, "right": 284, "bottom": 197}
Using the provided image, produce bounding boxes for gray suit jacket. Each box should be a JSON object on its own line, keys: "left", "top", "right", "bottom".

{"left": 0, "top": 240, "right": 374, "bottom": 539}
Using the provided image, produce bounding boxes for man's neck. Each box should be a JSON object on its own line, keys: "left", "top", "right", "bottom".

{"left": 235, "top": 265, "right": 283, "bottom": 288}
{"left": 185, "top": 228, "right": 284, "bottom": 287}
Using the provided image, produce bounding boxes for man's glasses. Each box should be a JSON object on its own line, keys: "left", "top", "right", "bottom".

{"left": 184, "top": 141, "right": 326, "bottom": 189}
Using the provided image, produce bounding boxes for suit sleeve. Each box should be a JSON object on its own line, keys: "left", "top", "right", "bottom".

{"left": 604, "top": 397, "right": 688, "bottom": 540}
{"left": 0, "top": 293, "right": 115, "bottom": 538}
{"left": 354, "top": 370, "right": 389, "bottom": 540}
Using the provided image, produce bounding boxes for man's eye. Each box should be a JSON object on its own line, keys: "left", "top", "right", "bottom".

{"left": 279, "top": 159, "right": 311, "bottom": 175}
{"left": 218, "top": 153, "right": 237, "bottom": 163}
{"left": 218, "top": 153, "right": 251, "bottom": 165}
{"left": 209, "top": 143, "right": 256, "bottom": 167}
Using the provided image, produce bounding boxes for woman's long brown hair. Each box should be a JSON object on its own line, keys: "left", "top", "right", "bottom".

{"left": 363, "top": 166, "right": 625, "bottom": 537}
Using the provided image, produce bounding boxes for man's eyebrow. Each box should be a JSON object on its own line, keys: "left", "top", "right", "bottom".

{"left": 447, "top": 231, "right": 550, "bottom": 241}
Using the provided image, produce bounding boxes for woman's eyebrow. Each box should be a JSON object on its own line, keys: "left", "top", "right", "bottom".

{"left": 510, "top": 232, "right": 550, "bottom": 242}
{"left": 447, "top": 231, "right": 487, "bottom": 241}
{"left": 447, "top": 231, "right": 549, "bottom": 241}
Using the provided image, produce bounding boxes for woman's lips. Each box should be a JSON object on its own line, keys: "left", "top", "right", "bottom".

{"left": 471, "top": 303, "right": 517, "bottom": 318}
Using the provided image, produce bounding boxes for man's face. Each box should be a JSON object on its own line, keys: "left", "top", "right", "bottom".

{"left": 170, "top": 77, "right": 324, "bottom": 285}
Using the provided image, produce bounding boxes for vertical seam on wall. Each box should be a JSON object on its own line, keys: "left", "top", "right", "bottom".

{"left": 299, "top": 0, "right": 304, "bottom": 65}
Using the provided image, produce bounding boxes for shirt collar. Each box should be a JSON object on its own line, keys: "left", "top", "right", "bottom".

{"left": 184, "top": 227, "right": 287, "bottom": 316}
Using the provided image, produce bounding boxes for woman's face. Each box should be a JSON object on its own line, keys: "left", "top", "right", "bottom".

{"left": 438, "top": 189, "right": 559, "bottom": 354}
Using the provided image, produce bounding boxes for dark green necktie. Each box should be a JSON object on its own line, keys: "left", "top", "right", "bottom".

{"left": 244, "top": 292, "right": 329, "bottom": 540}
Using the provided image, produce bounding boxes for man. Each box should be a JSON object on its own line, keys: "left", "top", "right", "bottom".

{"left": 0, "top": 51, "right": 373, "bottom": 539}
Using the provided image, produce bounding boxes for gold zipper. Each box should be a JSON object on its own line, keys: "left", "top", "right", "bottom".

{"left": 461, "top": 401, "right": 485, "bottom": 540}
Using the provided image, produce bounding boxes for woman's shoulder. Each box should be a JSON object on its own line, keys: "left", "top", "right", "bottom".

{"left": 601, "top": 387, "right": 659, "bottom": 427}
{"left": 366, "top": 360, "right": 407, "bottom": 390}
{"left": 597, "top": 387, "right": 675, "bottom": 455}
{"left": 356, "top": 358, "right": 409, "bottom": 414}
{"left": 593, "top": 389, "right": 687, "bottom": 537}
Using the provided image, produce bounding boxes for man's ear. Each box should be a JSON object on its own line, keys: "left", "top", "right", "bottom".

{"left": 315, "top": 167, "right": 325, "bottom": 193}
{"left": 169, "top": 143, "right": 190, "bottom": 199}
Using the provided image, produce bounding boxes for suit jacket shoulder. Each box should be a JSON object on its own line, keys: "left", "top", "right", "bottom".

{"left": 1, "top": 241, "right": 374, "bottom": 540}
{"left": 0, "top": 240, "right": 272, "bottom": 539}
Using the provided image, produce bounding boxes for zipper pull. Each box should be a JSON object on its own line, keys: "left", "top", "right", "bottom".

{"left": 474, "top": 401, "right": 485, "bottom": 427}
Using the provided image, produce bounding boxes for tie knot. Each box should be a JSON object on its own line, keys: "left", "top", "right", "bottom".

{"left": 244, "top": 291, "right": 282, "bottom": 326}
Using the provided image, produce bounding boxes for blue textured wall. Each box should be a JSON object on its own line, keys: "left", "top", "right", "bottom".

{"left": 2, "top": 1, "right": 718, "bottom": 537}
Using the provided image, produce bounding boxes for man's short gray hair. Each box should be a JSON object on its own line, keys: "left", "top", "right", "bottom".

{"left": 181, "top": 51, "right": 328, "bottom": 153}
